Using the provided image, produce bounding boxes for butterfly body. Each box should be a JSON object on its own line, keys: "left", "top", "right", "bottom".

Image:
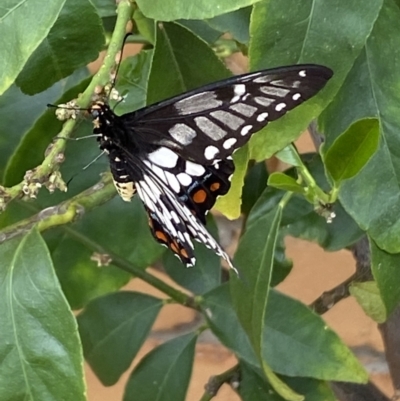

{"left": 90, "top": 64, "right": 333, "bottom": 268}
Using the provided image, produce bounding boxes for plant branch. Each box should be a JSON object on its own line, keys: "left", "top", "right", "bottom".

{"left": 0, "top": 0, "right": 134, "bottom": 210}
{"left": 310, "top": 236, "right": 372, "bottom": 314}
{"left": 200, "top": 364, "right": 240, "bottom": 401}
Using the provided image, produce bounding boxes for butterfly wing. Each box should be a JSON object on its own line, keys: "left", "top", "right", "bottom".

{"left": 120, "top": 64, "right": 333, "bottom": 164}
{"left": 95, "top": 64, "right": 333, "bottom": 268}
{"left": 114, "top": 147, "right": 235, "bottom": 267}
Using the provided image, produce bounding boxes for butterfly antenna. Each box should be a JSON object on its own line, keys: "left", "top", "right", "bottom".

{"left": 82, "top": 150, "right": 106, "bottom": 171}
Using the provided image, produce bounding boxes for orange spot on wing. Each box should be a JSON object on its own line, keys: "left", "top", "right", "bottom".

{"left": 193, "top": 189, "right": 207, "bottom": 203}
{"left": 180, "top": 248, "right": 189, "bottom": 259}
{"left": 170, "top": 241, "right": 179, "bottom": 254}
{"left": 155, "top": 230, "right": 168, "bottom": 243}
{"left": 210, "top": 182, "right": 220, "bottom": 191}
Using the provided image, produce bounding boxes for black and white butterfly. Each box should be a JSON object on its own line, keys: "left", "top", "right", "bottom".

{"left": 90, "top": 64, "right": 333, "bottom": 269}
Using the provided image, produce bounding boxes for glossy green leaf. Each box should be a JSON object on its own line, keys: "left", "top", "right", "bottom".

{"left": 123, "top": 333, "right": 197, "bottom": 401}
{"left": 4, "top": 71, "right": 90, "bottom": 186}
{"left": 264, "top": 290, "right": 368, "bottom": 382}
{"left": 319, "top": 0, "right": 400, "bottom": 253}
{"left": 177, "top": 20, "right": 222, "bottom": 44}
{"left": 324, "top": 119, "right": 380, "bottom": 185}
{"left": 202, "top": 284, "right": 259, "bottom": 367}
{"left": 241, "top": 161, "right": 268, "bottom": 216}
{"left": 268, "top": 172, "right": 305, "bottom": 194}
{"left": 147, "top": 22, "right": 230, "bottom": 105}
{"left": 16, "top": 0, "right": 104, "bottom": 95}
{"left": 114, "top": 50, "right": 154, "bottom": 114}
{"left": 0, "top": 69, "right": 87, "bottom": 183}
{"left": 350, "top": 281, "right": 386, "bottom": 323}
{"left": 52, "top": 196, "right": 164, "bottom": 309}
{"left": 230, "top": 202, "right": 282, "bottom": 353}
{"left": 248, "top": 156, "right": 364, "bottom": 251}
{"left": 163, "top": 216, "right": 221, "bottom": 294}
{"left": 230, "top": 203, "right": 299, "bottom": 399}
{"left": 239, "top": 361, "right": 337, "bottom": 401}
{"left": 136, "top": 0, "right": 262, "bottom": 21}
{"left": 207, "top": 6, "right": 252, "bottom": 44}
{"left": 91, "top": 0, "right": 117, "bottom": 17}
{"left": 370, "top": 238, "right": 400, "bottom": 317}
{"left": 275, "top": 146, "right": 303, "bottom": 167}
{"left": 248, "top": 0, "right": 383, "bottom": 162}
{"left": 0, "top": 0, "right": 65, "bottom": 95}
{"left": 0, "top": 229, "right": 85, "bottom": 401}
{"left": 215, "top": 146, "right": 249, "bottom": 218}
{"left": 78, "top": 291, "right": 163, "bottom": 385}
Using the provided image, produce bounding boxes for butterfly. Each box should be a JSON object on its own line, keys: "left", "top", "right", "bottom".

{"left": 90, "top": 64, "right": 333, "bottom": 269}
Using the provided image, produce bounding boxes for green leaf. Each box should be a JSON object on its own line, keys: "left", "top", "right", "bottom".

{"left": 230, "top": 202, "right": 282, "bottom": 353}
{"left": 0, "top": 69, "right": 87, "bottom": 183}
{"left": 114, "top": 50, "right": 154, "bottom": 114}
{"left": 163, "top": 215, "right": 221, "bottom": 294}
{"left": 201, "top": 284, "right": 259, "bottom": 367}
{"left": 78, "top": 291, "right": 163, "bottom": 385}
{"left": 248, "top": 0, "right": 383, "bottom": 162}
{"left": 248, "top": 156, "right": 364, "bottom": 251}
{"left": 0, "top": 0, "right": 66, "bottom": 95}
{"left": 123, "top": 333, "right": 197, "bottom": 401}
{"left": 324, "top": 119, "right": 380, "bottom": 185}
{"left": 177, "top": 20, "right": 222, "bottom": 44}
{"left": 0, "top": 229, "right": 85, "bottom": 401}
{"left": 319, "top": 0, "right": 400, "bottom": 253}
{"left": 207, "top": 6, "right": 252, "bottom": 44}
{"left": 239, "top": 361, "right": 337, "bottom": 401}
{"left": 16, "top": 0, "right": 104, "bottom": 95}
{"left": 241, "top": 161, "right": 268, "bottom": 216}
{"left": 231, "top": 203, "right": 299, "bottom": 399}
{"left": 264, "top": 290, "right": 368, "bottom": 382}
{"left": 147, "top": 22, "right": 230, "bottom": 105}
{"left": 215, "top": 146, "right": 248, "bottom": 218}
{"left": 370, "top": 238, "right": 400, "bottom": 316}
{"left": 275, "top": 146, "right": 303, "bottom": 167}
{"left": 53, "top": 196, "right": 164, "bottom": 309}
{"left": 350, "top": 281, "right": 387, "bottom": 323}
{"left": 136, "top": 0, "right": 262, "bottom": 21}
{"left": 268, "top": 172, "right": 305, "bottom": 194}
{"left": 4, "top": 71, "right": 90, "bottom": 186}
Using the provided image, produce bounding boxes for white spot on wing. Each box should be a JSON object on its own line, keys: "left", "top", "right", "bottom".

{"left": 204, "top": 145, "right": 220, "bottom": 160}
{"left": 240, "top": 125, "right": 252, "bottom": 136}
{"left": 195, "top": 116, "right": 227, "bottom": 140}
{"left": 229, "top": 103, "right": 257, "bottom": 117}
{"left": 260, "top": 86, "right": 290, "bottom": 97}
{"left": 254, "top": 96, "right": 273, "bottom": 107}
{"left": 185, "top": 161, "right": 205, "bottom": 176}
{"left": 299, "top": 70, "right": 307, "bottom": 77}
{"left": 177, "top": 172, "right": 192, "bottom": 186}
{"left": 165, "top": 171, "right": 180, "bottom": 193}
{"left": 148, "top": 147, "right": 179, "bottom": 168}
{"left": 169, "top": 123, "right": 197, "bottom": 145}
{"left": 231, "top": 84, "right": 246, "bottom": 102}
{"left": 257, "top": 112, "right": 269, "bottom": 122}
{"left": 275, "top": 103, "right": 286, "bottom": 112}
{"left": 292, "top": 93, "right": 301, "bottom": 101}
{"left": 175, "top": 91, "right": 222, "bottom": 115}
{"left": 223, "top": 138, "right": 237, "bottom": 149}
{"left": 253, "top": 75, "right": 271, "bottom": 84}
{"left": 210, "top": 110, "right": 244, "bottom": 130}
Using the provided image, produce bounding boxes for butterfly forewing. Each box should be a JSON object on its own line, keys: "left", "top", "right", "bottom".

{"left": 123, "top": 64, "right": 333, "bottom": 165}
{"left": 92, "top": 64, "right": 333, "bottom": 268}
